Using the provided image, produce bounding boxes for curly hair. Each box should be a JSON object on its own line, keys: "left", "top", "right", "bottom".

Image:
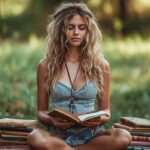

{"left": 45, "top": 2, "right": 105, "bottom": 101}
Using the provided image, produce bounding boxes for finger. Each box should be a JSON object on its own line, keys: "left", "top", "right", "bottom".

{"left": 56, "top": 118, "right": 68, "bottom": 122}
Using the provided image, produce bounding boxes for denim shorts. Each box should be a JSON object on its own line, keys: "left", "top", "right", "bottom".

{"left": 47, "top": 125, "right": 105, "bottom": 147}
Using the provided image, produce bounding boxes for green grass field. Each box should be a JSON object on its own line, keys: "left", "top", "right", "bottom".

{"left": 0, "top": 35, "right": 150, "bottom": 127}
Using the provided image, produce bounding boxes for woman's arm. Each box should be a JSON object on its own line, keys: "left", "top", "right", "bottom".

{"left": 81, "top": 59, "right": 111, "bottom": 128}
{"left": 97, "top": 59, "right": 111, "bottom": 125}
{"left": 37, "top": 59, "right": 75, "bottom": 128}
{"left": 37, "top": 59, "right": 54, "bottom": 125}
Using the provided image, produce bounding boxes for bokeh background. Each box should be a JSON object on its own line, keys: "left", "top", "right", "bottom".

{"left": 0, "top": 0, "right": 150, "bottom": 127}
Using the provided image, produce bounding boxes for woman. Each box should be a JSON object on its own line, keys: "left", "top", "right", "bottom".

{"left": 28, "top": 2, "right": 131, "bottom": 150}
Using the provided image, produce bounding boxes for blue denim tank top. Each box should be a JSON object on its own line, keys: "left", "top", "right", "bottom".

{"left": 48, "top": 80, "right": 104, "bottom": 147}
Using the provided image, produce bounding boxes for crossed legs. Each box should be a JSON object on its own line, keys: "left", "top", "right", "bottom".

{"left": 27, "top": 128, "right": 131, "bottom": 150}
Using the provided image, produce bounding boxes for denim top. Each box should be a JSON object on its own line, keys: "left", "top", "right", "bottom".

{"left": 48, "top": 80, "right": 104, "bottom": 147}
{"left": 49, "top": 80, "right": 97, "bottom": 113}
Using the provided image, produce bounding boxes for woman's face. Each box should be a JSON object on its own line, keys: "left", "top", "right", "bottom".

{"left": 66, "top": 14, "right": 87, "bottom": 48}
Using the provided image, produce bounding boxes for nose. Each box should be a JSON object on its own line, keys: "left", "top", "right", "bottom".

{"left": 74, "top": 27, "right": 79, "bottom": 35}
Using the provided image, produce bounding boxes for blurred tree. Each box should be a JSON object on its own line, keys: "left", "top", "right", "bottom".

{"left": 1, "top": 0, "right": 150, "bottom": 40}
{"left": 118, "top": 0, "right": 128, "bottom": 34}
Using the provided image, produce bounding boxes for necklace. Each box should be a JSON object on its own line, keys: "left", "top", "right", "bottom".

{"left": 64, "top": 60, "right": 81, "bottom": 113}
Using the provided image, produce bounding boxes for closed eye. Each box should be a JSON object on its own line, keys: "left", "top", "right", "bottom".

{"left": 79, "top": 25, "right": 87, "bottom": 30}
{"left": 68, "top": 25, "right": 74, "bottom": 30}
{"left": 68, "top": 24, "right": 87, "bottom": 30}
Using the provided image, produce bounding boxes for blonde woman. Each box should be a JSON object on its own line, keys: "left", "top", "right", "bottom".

{"left": 28, "top": 2, "right": 131, "bottom": 150}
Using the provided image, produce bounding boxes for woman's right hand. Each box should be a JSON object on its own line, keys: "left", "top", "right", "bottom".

{"left": 50, "top": 116, "right": 75, "bottom": 129}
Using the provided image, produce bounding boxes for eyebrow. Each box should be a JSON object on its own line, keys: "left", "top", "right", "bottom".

{"left": 68, "top": 24, "right": 86, "bottom": 26}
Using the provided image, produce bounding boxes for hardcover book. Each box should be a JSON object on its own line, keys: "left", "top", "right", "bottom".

{"left": 131, "top": 132, "right": 150, "bottom": 137}
{"left": 0, "top": 126, "right": 33, "bottom": 132}
{"left": 48, "top": 108, "right": 109, "bottom": 123}
{"left": 0, "top": 118, "right": 38, "bottom": 127}
{"left": 0, "top": 132, "right": 28, "bottom": 139}
{"left": 120, "top": 117, "right": 150, "bottom": 128}
{"left": 0, "top": 130, "right": 29, "bottom": 136}
{"left": 128, "top": 146, "right": 150, "bottom": 150}
{"left": 132, "top": 135, "right": 150, "bottom": 142}
{"left": 0, "top": 145, "right": 31, "bottom": 150}
{"left": 113, "top": 123, "right": 150, "bottom": 132}
{"left": 130, "top": 141, "right": 150, "bottom": 147}
{"left": 0, "top": 138, "right": 28, "bottom": 145}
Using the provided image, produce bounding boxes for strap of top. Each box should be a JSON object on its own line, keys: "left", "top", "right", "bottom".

{"left": 64, "top": 61, "right": 81, "bottom": 95}
{"left": 64, "top": 60, "right": 81, "bottom": 113}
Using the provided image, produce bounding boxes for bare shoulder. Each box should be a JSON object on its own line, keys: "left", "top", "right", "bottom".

{"left": 37, "top": 58, "right": 48, "bottom": 74}
{"left": 101, "top": 58, "right": 110, "bottom": 73}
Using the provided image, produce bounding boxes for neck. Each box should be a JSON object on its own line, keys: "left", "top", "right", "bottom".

{"left": 65, "top": 46, "right": 80, "bottom": 63}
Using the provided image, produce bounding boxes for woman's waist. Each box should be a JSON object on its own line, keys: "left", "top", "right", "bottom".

{"left": 49, "top": 101, "right": 95, "bottom": 114}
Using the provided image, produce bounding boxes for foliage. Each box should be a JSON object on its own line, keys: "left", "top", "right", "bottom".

{"left": 102, "top": 35, "right": 150, "bottom": 126}
{"left": 0, "top": 40, "right": 43, "bottom": 119}
{"left": 0, "top": 36, "right": 150, "bottom": 127}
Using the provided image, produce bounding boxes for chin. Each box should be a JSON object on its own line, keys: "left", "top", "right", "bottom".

{"left": 70, "top": 42, "right": 82, "bottom": 47}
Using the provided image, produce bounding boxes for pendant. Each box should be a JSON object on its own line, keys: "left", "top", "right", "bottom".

{"left": 68, "top": 97, "right": 76, "bottom": 113}
{"left": 70, "top": 97, "right": 75, "bottom": 103}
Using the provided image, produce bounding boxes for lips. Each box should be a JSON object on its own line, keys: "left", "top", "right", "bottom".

{"left": 71, "top": 38, "right": 81, "bottom": 42}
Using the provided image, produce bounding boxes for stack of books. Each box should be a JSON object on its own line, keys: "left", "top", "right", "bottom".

{"left": 113, "top": 117, "right": 150, "bottom": 150}
{"left": 0, "top": 118, "right": 38, "bottom": 149}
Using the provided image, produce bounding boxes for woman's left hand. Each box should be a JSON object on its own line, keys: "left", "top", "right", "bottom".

{"left": 81, "top": 117, "right": 101, "bottom": 128}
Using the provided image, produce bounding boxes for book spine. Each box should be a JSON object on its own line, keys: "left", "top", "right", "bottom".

{"left": 128, "top": 146, "right": 142, "bottom": 150}
{"left": 132, "top": 136, "right": 150, "bottom": 142}
{"left": 130, "top": 129, "right": 150, "bottom": 133}
{"left": 113, "top": 124, "right": 130, "bottom": 131}
{"left": 1, "top": 136, "right": 27, "bottom": 141}
{"left": 0, "top": 126, "right": 33, "bottom": 132}
{"left": 131, "top": 141, "right": 150, "bottom": 146}
{"left": 0, "top": 130, "right": 29, "bottom": 136}
{"left": 128, "top": 146, "right": 150, "bottom": 150}
{"left": 113, "top": 125, "right": 150, "bottom": 132}
{"left": 0, "top": 138, "right": 28, "bottom": 145}
{"left": 0, "top": 145, "right": 30, "bottom": 150}
{"left": 131, "top": 132, "right": 150, "bottom": 137}
{"left": 120, "top": 118, "right": 136, "bottom": 127}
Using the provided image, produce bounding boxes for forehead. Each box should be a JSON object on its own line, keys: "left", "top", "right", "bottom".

{"left": 68, "top": 14, "right": 86, "bottom": 25}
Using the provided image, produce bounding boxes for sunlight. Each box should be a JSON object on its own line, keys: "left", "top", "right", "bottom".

{"left": 1, "top": 0, "right": 30, "bottom": 17}
{"left": 29, "top": 33, "right": 39, "bottom": 49}
{"left": 88, "top": 0, "right": 101, "bottom": 7}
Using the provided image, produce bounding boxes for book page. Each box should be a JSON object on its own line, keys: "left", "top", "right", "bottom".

{"left": 78, "top": 110, "right": 109, "bottom": 121}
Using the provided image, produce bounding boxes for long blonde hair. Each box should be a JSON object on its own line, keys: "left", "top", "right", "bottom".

{"left": 45, "top": 2, "right": 105, "bottom": 100}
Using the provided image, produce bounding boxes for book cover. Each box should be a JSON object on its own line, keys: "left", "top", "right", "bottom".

{"left": 120, "top": 117, "right": 150, "bottom": 128}
{"left": 0, "top": 130, "right": 29, "bottom": 136}
{"left": 128, "top": 146, "right": 150, "bottom": 150}
{"left": 130, "top": 141, "right": 150, "bottom": 147}
{"left": 131, "top": 132, "right": 150, "bottom": 137}
{"left": 0, "top": 136, "right": 27, "bottom": 141}
{"left": 0, "top": 126, "right": 34, "bottom": 132}
{"left": 132, "top": 136, "right": 150, "bottom": 142}
{"left": 0, "top": 138, "right": 28, "bottom": 145}
{"left": 48, "top": 108, "right": 109, "bottom": 123}
{"left": 0, "top": 145, "right": 31, "bottom": 150}
{"left": 113, "top": 123, "right": 150, "bottom": 132}
{"left": 0, "top": 118, "right": 38, "bottom": 127}
{"left": 0, "top": 133, "right": 28, "bottom": 139}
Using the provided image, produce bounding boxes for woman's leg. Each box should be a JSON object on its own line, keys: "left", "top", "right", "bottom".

{"left": 76, "top": 128, "right": 132, "bottom": 150}
{"left": 27, "top": 128, "right": 131, "bottom": 150}
{"left": 27, "top": 129, "right": 75, "bottom": 150}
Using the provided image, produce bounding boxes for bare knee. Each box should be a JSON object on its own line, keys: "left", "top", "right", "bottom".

{"left": 27, "top": 129, "right": 72, "bottom": 150}
{"left": 111, "top": 128, "right": 131, "bottom": 149}
{"left": 27, "top": 129, "right": 50, "bottom": 150}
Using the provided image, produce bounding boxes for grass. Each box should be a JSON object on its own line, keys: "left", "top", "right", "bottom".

{"left": 0, "top": 35, "right": 150, "bottom": 127}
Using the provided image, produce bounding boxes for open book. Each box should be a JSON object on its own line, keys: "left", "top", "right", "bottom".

{"left": 48, "top": 108, "right": 109, "bottom": 123}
